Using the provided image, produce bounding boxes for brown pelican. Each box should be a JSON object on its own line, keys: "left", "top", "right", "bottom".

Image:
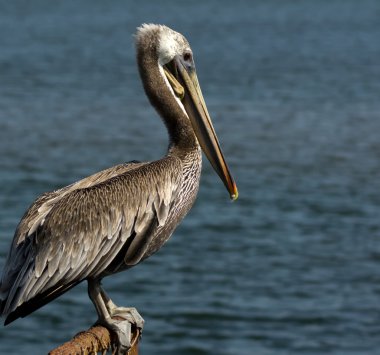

{"left": 0, "top": 24, "right": 238, "bottom": 353}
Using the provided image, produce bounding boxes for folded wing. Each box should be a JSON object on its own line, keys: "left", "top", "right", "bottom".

{"left": 0, "top": 157, "right": 182, "bottom": 323}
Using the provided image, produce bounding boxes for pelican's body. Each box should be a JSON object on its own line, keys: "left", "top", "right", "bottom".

{"left": 0, "top": 24, "right": 237, "bottom": 352}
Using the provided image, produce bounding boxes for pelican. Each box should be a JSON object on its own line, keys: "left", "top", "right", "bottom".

{"left": 0, "top": 24, "right": 238, "bottom": 353}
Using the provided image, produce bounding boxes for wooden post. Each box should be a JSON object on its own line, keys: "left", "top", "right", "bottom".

{"left": 49, "top": 320, "right": 140, "bottom": 355}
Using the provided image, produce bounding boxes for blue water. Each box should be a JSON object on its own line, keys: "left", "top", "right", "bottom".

{"left": 1, "top": 1, "right": 380, "bottom": 354}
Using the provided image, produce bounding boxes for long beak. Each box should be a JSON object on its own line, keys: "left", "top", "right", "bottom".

{"left": 164, "top": 56, "right": 238, "bottom": 200}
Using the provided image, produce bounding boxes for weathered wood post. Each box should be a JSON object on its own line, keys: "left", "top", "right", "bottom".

{"left": 49, "top": 319, "right": 140, "bottom": 355}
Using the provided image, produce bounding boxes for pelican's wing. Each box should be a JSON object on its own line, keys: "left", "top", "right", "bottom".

{"left": 0, "top": 160, "right": 144, "bottom": 306}
{"left": 0, "top": 157, "right": 182, "bottom": 323}
{"left": 13, "top": 160, "right": 145, "bottom": 245}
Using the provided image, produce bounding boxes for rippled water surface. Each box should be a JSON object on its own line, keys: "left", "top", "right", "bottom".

{"left": 1, "top": 1, "right": 380, "bottom": 354}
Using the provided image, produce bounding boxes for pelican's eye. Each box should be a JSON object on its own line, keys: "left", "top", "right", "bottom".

{"left": 183, "top": 51, "right": 192, "bottom": 63}
{"left": 182, "top": 51, "right": 194, "bottom": 70}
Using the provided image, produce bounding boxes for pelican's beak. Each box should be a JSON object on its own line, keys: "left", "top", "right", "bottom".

{"left": 164, "top": 55, "right": 238, "bottom": 200}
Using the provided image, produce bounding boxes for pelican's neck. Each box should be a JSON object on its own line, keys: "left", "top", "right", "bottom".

{"left": 136, "top": 40, "right": 198, "bottom": 155}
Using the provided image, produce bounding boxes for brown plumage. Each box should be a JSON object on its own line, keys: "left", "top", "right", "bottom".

{"left": 0, "top": 24, "right": 237, "bottom": 347}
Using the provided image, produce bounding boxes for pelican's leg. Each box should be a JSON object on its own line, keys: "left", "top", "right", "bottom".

{"left": 99, "top": 287, "right": 144, "bottom": 330}
{"left": 88, "top": 279, "right": 134, "bottom": 354}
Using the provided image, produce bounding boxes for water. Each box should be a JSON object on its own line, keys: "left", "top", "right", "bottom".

{"left": 0, "top": 0, "right": 379, "bottom": 354}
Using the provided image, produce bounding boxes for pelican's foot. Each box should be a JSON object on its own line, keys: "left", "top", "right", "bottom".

{"left": 96, "top": 316, "right": 132, "bottom": 355}
{"left": 97, "top": 307, "right": 144, "bottom": 354}
{"left": 88, "top": 280, "right": 144, "bottom": 354}
{"left": 109, "top": 306, "right": 145, "bottom": 331}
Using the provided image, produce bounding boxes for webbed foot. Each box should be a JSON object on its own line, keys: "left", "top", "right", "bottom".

{"left": 88, "top": 279, "right": 144, "bottom": 354}
{"left": 97, "top": 315, "right": 134, "bottom": 355}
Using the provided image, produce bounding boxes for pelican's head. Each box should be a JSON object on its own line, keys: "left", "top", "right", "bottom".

{"left": 135, "top": 24, "right": 238, "bottom": 201}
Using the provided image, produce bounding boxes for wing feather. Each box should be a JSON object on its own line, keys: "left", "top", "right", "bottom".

{"left": 0, "top": 157, "right": 182, "bottom": 320}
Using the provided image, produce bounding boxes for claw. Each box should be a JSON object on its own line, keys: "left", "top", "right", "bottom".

{"left": 96, "top": 311, "right": 143, "bottom": 354}
{"left": 110, "top": 307, "right": 145, "bottom": 331}
{"left": 109, "top": 318, "right": 133, "bottom": 355}
{"left": 95, "top": 316, "right": 132, "bottom": 354}
{"left": 88, "top": 280, "right": 143, "bottom": 354}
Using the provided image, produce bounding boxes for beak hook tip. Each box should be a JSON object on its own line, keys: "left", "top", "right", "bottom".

{"left": 230, "top": 185, "right": 238, "bottom": 201}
